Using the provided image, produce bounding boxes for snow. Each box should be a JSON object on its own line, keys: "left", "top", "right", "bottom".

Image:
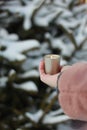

{"left": 0, "top": 39, "right": 40, "bottom": 62}
{"left": 43, "top": 114, "right": 70, "bottom": 124}
{"left": 57, "top": 18, "right": 80, "bottom": 29}
{"left": 82, "top": 42, "right": 87, "bottom": 50}
{"left": 47, "top": 91, "right": 57, "bottom": 103}
{"left": 58, "top": 10, "right": 73, "bottom": 19}
{"left": 14, "top": 81, "right": 38, "bottom": 92}
{"left": 0, "top": 77, "right": 8, "bottom": 87}
{"left": 19, "top": 70, "right": 39, "bottom": 79}
{"left": 34, "top": 108, "right": 63, "bottom": 125}
{"left": 73, "top": 4, "right": 87, "bottom": 14}
{"left": 25, "top": 110, "right": 44, "bottom": 123}
{"left": 27, "top": 42, "right": 51, "bottom": 57}
{"left": 75, "top": 50, "right": 87, "bottom": 59}
{"left": 0, "top": 12, "right": 8, "bottom": 18}
{"left": 24, "top": 123, "right": 32, "bottom": 128}
{"left": 18, "top": 115, "right": 24, "bottom": 120}
{"left": 0, "top": 28, "right": 10, "bottom": 39}
{"left": 35, "top": 8, "right": 62, "bottom": 27}
{"left": 0, "top": 39, "right": 40, "bottom": 52}
{"left": 45, "top": 33, "right": 75, "bottom": 57}
{"left": 60, "top": 57, "right": 68, "bottom": 66}
{"left": 1, "top": 0, "right": 45, "bottom": 30}
{"left": 25, "top": 95, "right": 70, "bottom": 125}
{"left": 8, "top": 69, "right": 16, "bottom": 77}
{"left": 22, "top": 57, "right": 42, "bottom": 71}
{"left": 16, "top": 128, "right": 22, "bottom": 130}
{"left": 0, "top": 1, "right": 4, "bottom": 5}
{"left": 49, "top": 108, "right": 63, "bottom": 116}
{"left": 4, "top": 0, "right": 21, "bottom": 6}
{"left": 54, "top": 0, "right": 68, "bottom": 8}
{"left": 0, "top": 0, "right": 87, "bottom": 127}
{"left": 0, "top": 28, "right": 18, "bottom": 41}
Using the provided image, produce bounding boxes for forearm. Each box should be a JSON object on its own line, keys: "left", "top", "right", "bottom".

{"left": 58, "top": 62, "right": 87, "bottom": 121}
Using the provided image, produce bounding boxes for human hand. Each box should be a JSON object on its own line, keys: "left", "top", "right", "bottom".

{"left": 39, "top": 60, "right": 71, "bottom": 88}
{"left": 39, "top": 60, "right": 61, "bottom": 88}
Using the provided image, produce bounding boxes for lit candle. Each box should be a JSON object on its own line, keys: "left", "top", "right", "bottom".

{"left": 44, "top": 54, "right": 60, "bottom": 75}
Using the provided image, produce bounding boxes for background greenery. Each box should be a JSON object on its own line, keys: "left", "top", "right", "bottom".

{"left": 0, "top": 0, "right": 87, "bottom": 130}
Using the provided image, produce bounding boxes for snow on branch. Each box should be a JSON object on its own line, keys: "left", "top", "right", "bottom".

{"left": 42, "top": 114, "right": 70, "bottom": 125}
{"left": 25, "top": 108, "right": 70, "bottom": 125}
{"left": 14, "top": 81, "right": 38, "bottom": 92}
{"left": 1, "top": 0, "right": 45, "bottom": 30}
{"left": 25, "top": 110, "right": 44, "bottom": 123}
{"left": 34, "top": 6, "right": 63, "bottom": 27}
{"left": 0, "top": 40, "right": 40, "bottom": 62}
{"left": 0, "top": 77, "right": 8, "bottom": 87}
{"left": 0, "top": 29, "right": 40, "bottom": 63}
{"left": 18, "top": 69, "right": 39, "bottom": 79}
{"left": 48, "top": 108, "right": 64, "bottom": 116}
{"left": 73, "top": 3, "right": 87, "bottom": 14}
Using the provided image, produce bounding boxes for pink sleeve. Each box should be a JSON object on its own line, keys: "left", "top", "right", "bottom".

{"left": 58, "top": 62, "right": 87, "bottom": 121}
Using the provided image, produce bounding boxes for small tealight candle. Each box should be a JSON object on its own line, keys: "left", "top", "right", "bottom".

{"left": 44, "top": 54, "right": 60, "bottom": 75}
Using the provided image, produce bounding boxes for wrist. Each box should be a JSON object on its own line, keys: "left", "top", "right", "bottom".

{"left": 56, "top": 72, "right": 64, "bottom": 93}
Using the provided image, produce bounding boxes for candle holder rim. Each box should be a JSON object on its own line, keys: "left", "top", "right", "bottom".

{"left": 44, "top": 54, "right": 60, "bottom": 59}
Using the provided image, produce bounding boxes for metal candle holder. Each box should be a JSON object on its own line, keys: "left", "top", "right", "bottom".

{"left": 44, "top": 54, "right": 60, "bottom": 75}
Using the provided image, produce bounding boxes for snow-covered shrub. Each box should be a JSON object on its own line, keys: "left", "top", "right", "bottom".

{"left": 0, "top": 0, "right": 87, "bottom": 130}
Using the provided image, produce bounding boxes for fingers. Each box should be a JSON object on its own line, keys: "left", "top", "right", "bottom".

{"left": 39, "top": 60, "right": 45, "bottom": 76}
{"left": 39, "top": 60, "right": 48, "bottom": 84}
{"left": 39, "top": 60, "right": 61, "bottom": 87}
{"left": 39, "top": 60, "right": 51, "bottom": 82}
